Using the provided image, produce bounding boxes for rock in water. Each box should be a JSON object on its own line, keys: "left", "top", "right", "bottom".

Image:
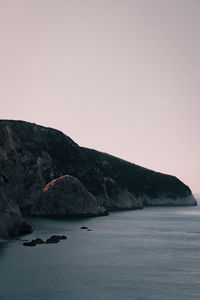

{"left": 23, "top": 240, "right": 36, "bottom": 246}
{"left": 32, "top": 175, "right": 107, "bottom": 217}
{"left": 45, "top": 235, "right": 67, "bottom": 244}
{"left": 32, "top": 238, "right": 44, "bottom": 244}
{"left": 46, "top": 237, "right": 60, "bottom": 244}
{"left": 46, "top": 235, "right": 67, "bottom": 242}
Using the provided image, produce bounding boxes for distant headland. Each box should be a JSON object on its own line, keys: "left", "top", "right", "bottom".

{"left": 0, "top": 120, "right": 197, "bottom": 239}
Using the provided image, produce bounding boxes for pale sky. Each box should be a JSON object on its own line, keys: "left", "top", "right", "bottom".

{"left": 0, "top": 0, "right": 199, "bottom": 192}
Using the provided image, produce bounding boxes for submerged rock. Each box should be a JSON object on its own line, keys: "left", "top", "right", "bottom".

{"left": 22, "top": 236, "right": 67, "bottom": 246}
{"left": 58, "top": 235, "right": 67, "bottom": 240}
{"left": 23, "top": 240, "right": 36, "bottom": 246}
{"left": 80, "top": 226, "right": 88, "bottom": 230}
{"left": 33, "top": 238, "right": 44, "bottom": 244}
{"left": 45, "top": 235, "right": 67, "bottom": 244}
{"left": 46, "top": 237, "right": 60, "bottom": 244}
{"left": 32, "top": 175, "right": 107, "bottom": 217}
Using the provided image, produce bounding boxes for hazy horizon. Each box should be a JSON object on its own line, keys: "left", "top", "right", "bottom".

{"left": 0, "top": 0, "right": 199, "bottom": 192}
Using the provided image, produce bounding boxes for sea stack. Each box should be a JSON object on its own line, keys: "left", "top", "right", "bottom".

{"left": 32, "top": 175, "right": 107, "bottom": 217}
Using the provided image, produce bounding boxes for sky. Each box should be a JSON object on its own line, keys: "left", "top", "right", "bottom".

{"left": 0, "top": 0, "right": 199, "bottom": 192}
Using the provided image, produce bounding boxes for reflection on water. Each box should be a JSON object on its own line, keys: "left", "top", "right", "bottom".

{"left": 179, "top": 210, "right": 200, "bottom": 215}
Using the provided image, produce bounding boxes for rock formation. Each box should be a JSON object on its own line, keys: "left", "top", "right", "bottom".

{"left": 32, "top": 175, "right": 107, "bottom": 217}
{"left": 23, "top": 235, "right": 67, "bottom": 246}
{"left": 0, "top": 199, "right": 32, "bottom": 239}
{"left": 0, "top": 120, "right": 197, "bottom": 238}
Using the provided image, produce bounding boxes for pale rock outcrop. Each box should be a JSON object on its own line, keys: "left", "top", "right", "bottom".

{"left": 98, "top": 177, "right": 142, "bottom": 210}
{"left": 142, "top": 194, "right": 197, "bottom": 206}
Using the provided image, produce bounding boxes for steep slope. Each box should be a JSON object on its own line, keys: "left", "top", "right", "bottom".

{"left": 0, "top": 198, "right": 32, "bottom": 239}
{"left": 80, "top": 148, "right": 196, "bottom": 207}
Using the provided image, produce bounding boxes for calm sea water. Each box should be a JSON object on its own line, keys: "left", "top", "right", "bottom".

{"left": 1, "top": 199, "right": 200, "bottom": 300}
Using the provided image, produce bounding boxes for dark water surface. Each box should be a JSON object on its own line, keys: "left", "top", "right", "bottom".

{"left": 1, "top": 201, "right": 200, "bottom": 300}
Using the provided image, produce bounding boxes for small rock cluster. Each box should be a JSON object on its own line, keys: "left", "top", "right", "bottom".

{"left": 23, "top": 235, "right": 67, "bottom": 246}
{"left": 22, "top": 226, "right": 92, "bottom": 247}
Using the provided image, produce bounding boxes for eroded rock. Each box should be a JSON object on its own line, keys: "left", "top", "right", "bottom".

{"left": 33, "top": 238, "right": 44, "bottom": 244}
{"left": 33, "top": 175, "right": 108, "bottom": 217}
{"left": 45, "top": 235, "right": 67, "bottom": 244}
{"left": 23, "top": 240, "right": 36, "bottom": 247}
{"left": 0, "top": 198, "right": 32, "bottom": 239}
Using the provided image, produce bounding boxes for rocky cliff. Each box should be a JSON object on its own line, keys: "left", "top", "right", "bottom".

{"left": 32, "top": 175, "right": 107, "bottom": 217}
{"left": 0, "top": 120, "right": 197, "bottom": 238}
{"left": 0, "top": 199, "right": 31, "bottom": 239}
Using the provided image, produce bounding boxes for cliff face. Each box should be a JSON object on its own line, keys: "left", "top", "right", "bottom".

{"left": 0, "top": 199, "right": 32, "bottom": 239}
{"left": 0, "top": 120, "right": 197, "bottom": 237}
{"left": 78, "top": 148, "right": 196, "bottom": 208}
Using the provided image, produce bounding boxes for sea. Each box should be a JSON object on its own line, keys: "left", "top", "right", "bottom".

{"left": 1, "top": 197, "right": 200, "bottom": 300}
